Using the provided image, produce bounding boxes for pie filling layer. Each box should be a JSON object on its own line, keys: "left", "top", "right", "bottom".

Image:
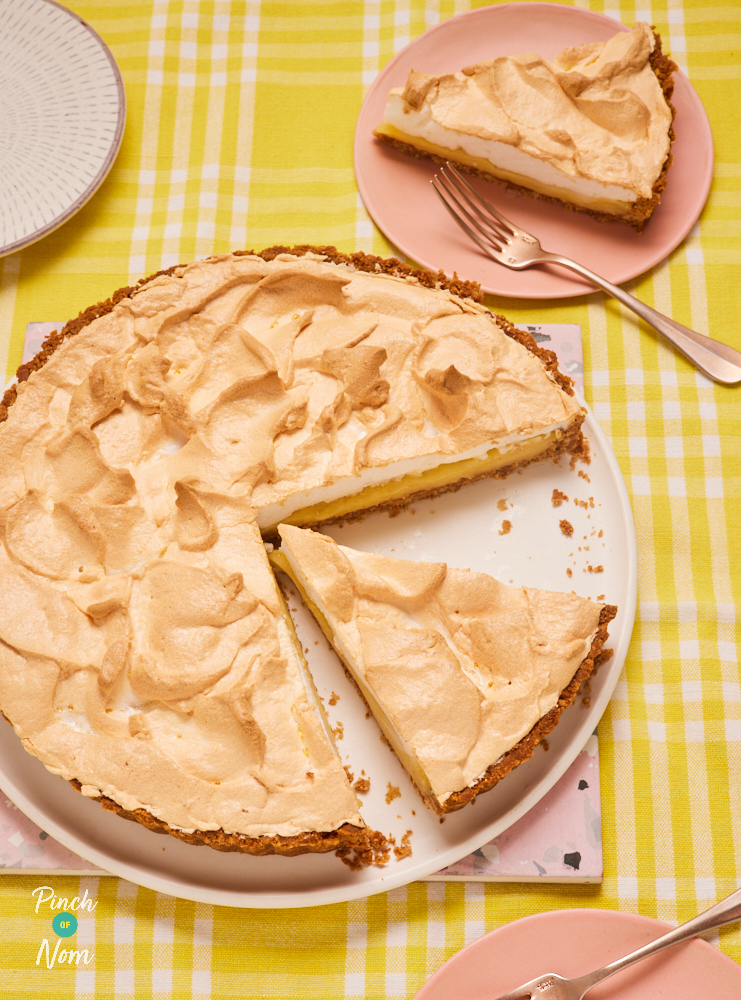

{"left": 375, "top": 119, "right": 636, "bottom": 216}
{"left": 275, "top": 524, "right": 612, "bottom": 812}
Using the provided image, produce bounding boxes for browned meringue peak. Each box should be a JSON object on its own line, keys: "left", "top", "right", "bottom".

{"left": 277, "top": 524, "right": 605, "bottom": 805}
{"left": 393, "top": 23, "right": 671, "bottom": 199}
{"left": 31, "top": 251, "right": 577, "bottom": 513}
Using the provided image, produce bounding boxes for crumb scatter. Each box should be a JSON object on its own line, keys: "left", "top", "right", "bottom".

{"left": 552, "top": 489, "right": 569, "bottom": 507}
{"left": 574, "top": 496, "right": 595, "bottom": 509}
{"left": 336, "top": 829, "right": 393, "bottom": 869}
{"left": 393, "top": 830, "right": 413, "bottom": 861}
{"left": 498, "top": 519, "right": 512, "bottom": 536}
{"left": 559, "top": 519, "right": 574, "bottom": 536}
{"left": 385, "top": 782, "right": 401, "bottom": 804}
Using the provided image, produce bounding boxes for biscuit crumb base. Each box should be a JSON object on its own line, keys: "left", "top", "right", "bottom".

{"left": 336, "top": 829, "right": 394, "bottom": 870}
{"left": 68, "top": 779, "right": 371, "bottom": 857}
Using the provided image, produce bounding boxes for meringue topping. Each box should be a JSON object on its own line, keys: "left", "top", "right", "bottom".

{"left": 0, "top": 252, "right": 581, "bottom": 839}
{"left": 277, "top": 523, "right": 605, "bottom": 805}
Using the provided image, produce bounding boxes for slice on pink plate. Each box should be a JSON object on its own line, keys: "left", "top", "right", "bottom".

{"left": 355, "top": 3, "right": 713, "bottom": 299}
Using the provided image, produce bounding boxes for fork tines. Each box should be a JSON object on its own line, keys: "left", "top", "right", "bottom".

{"left": 430, "top": 163, "right": 516, "bottom": 253}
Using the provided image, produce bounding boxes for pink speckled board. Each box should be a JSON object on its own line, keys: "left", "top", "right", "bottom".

{"left": 426, "top": 738, "right": 601, "bottom": 883}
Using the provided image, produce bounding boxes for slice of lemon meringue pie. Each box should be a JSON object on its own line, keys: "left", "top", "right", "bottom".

{"left": 273, "top": 524, "right": 616, "bottom": 814}
{"left": 374, "top": 24, "right": 676, "bottom": 231}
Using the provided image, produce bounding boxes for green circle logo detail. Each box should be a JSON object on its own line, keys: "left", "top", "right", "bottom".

{"left": 52, "top": 912, "right": 78, "bottom": 937}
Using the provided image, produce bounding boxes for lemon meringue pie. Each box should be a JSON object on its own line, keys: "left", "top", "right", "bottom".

{"left": 0, "top": 247, "right": 590, "bottom": 853}
{"left": 273, "top": 524, "right": 616, "bottom": 814}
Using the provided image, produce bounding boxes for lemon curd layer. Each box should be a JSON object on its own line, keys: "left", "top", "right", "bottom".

{"left": 375, "top": 121, "right": 634, "bottom": 216}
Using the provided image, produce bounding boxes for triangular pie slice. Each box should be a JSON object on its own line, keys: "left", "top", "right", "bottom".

{"left": 273, "top": 524, "right": 616, "bottom": 814}
{"left": 374, "top": 23, "right": 676, "bottom": 231}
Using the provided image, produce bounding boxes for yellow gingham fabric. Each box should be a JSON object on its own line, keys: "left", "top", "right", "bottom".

{"left": 1, "top": 0, "right": 740, "bottom": 995}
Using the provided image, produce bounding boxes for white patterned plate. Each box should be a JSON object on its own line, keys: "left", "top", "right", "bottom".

{"left": 0, "top": 0, "right": 125, "bottom": 257}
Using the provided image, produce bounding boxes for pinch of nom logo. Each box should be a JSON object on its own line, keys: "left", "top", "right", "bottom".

{"left": 33, "top": 885, "right": 96, "bottom": 969}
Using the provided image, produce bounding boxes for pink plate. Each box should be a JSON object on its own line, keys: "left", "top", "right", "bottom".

{"left": 355, "top": 4, "right": 714, "bottom": 299}
{"left": 414, "top": 909, "right": 741, "bottom": 999}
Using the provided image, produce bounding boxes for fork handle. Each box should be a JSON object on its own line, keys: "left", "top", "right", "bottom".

{"left": 573, "top": 885, "right": 741, "bottom": 996}
{"left": 542, "top": 252, "right": 741, "bottom": 385}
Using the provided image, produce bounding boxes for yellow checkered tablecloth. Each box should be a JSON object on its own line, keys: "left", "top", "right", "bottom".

{"left": 0, "top": 0, "right": 739, "bottom": 995}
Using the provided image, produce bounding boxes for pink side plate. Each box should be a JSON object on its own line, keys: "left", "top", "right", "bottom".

{"left": 354, "top": 3, "right": 714, "bottom": 299}
{"left": 414, "top": 908, "right": 741, "bottom": 999}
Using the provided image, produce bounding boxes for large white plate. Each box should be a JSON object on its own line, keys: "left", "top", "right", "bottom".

{"left": 0, "top": 404, "right": 637, "bottom": 907}
{"left": 0, "top": 0, "right": 126, "bottom": 257}
{"left": 354, "top": 3, "right": 714, "bottom": 299}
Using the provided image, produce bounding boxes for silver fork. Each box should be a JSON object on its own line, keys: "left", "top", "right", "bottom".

{"left": 431, "top": 164, "right": 741, "bottom": 386}
{"left": 487, "top": 885, "right": 741, "bottom": 1000}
